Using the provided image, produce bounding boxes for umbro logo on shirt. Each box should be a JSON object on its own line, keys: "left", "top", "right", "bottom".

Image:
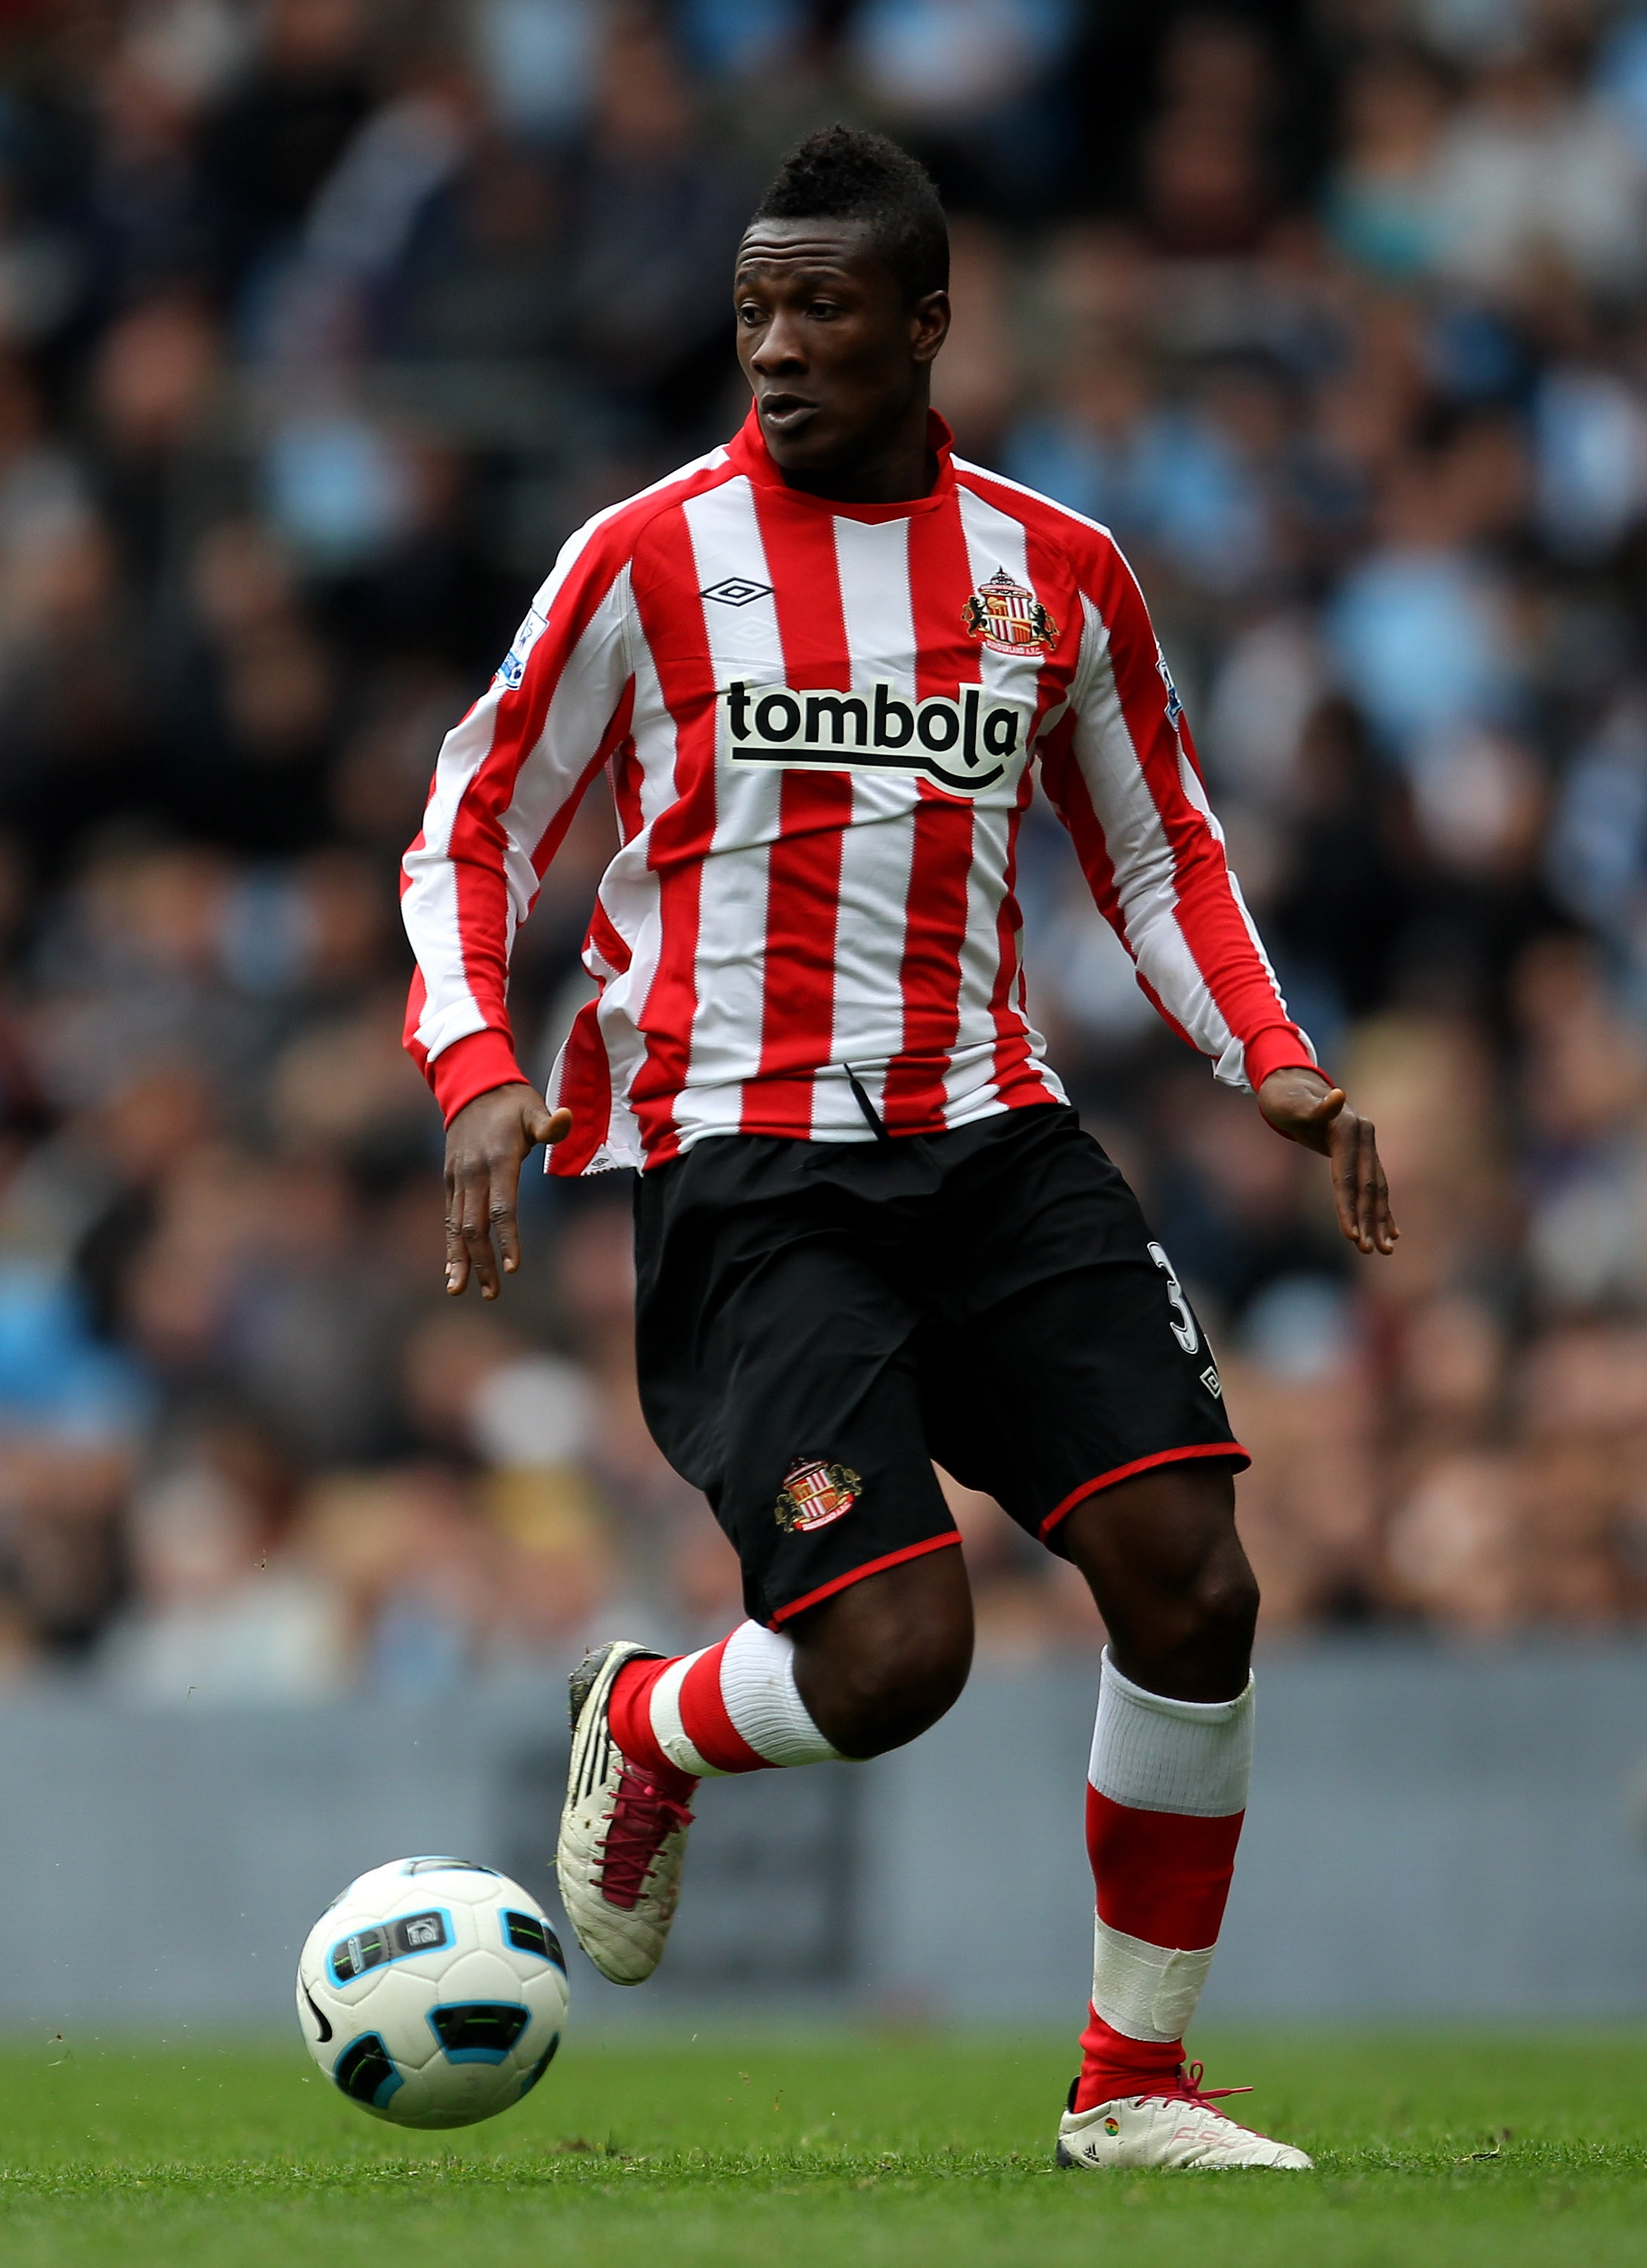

{"left": 701, "top": 577, "right": 773, "bottom": 607}
{"left": 722, "top": 678, "right": 1029, "bottom": 797}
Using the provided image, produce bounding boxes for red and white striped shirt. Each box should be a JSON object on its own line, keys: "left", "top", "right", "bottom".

{"left": 402, "top": 408, "right": 1314, "bottom": 1174}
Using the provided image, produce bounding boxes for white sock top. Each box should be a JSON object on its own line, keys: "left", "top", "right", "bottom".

{"left": 719, "top": 1621, "right": 841, "bottom": 1767}
{"left": 1088, "top": 1648, "right": 1254, "bottom": 1817}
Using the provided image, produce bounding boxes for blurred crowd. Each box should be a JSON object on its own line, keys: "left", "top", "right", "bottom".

{"left": 2, "top": 0, "right": 1647, "bottom": 1697}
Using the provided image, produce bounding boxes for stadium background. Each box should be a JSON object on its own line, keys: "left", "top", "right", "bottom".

{"left": 3, "top": 0, "right": 1647, "bottom": 2020}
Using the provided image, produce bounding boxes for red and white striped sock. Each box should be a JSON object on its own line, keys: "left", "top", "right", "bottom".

{"left": 1074, "top": 1648, "right": 1252, "bottom": 2112}
{"left": 608, "top": 1624, "right": 841, "bottom": 1796}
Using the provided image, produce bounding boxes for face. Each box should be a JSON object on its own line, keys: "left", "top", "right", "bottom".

{"left": 733, "top": 218, "right": 949, "bottom": 476}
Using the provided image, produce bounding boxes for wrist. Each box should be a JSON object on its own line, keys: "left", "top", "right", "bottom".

{"left": 430, "top": 1029, "right": 531, "bottom": 1124}
{"left": 1249, "top": 1034, "right": 1328, "bottom": 1094}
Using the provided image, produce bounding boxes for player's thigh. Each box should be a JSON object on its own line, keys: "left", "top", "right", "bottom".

{"left": 636, "top": 1167, "right": 955, "bottom": 1630}
{"left": 701, "top": 1278, "right": 960, "bottom": 1633}
{"left": 1058, "top": 1455, "right": 1255, "bottom": 1621}
{"left": 921, "top": 1166, "right": 1246, "bottom": 1551}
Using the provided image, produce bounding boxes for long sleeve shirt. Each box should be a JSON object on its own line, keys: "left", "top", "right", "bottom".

{"left": 402, "top": 407, "right": 1314, "bottom": 1174}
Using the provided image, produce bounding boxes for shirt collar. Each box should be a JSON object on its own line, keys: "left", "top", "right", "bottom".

{"left": 726, "top": 401, "right": 958, "bottom": 517}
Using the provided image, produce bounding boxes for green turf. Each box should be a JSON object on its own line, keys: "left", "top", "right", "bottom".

{"left": 1, "top": 2028, "right": 1645, "bottom": 2266}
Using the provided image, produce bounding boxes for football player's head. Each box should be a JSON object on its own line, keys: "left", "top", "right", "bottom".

{"left": 734, "top": 126, "right": 952, "bottom": 481}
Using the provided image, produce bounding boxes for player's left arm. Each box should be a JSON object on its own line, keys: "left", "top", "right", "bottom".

{"left": 1039, "top": 541, "right": 1396, "bottom": 1258}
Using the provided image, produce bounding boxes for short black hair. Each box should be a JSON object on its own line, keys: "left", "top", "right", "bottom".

{"left": 748, "top": 125, "right": 949, "bottom": 303}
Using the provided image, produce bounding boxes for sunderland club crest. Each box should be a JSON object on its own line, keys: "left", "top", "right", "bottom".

{"left": 963, "top": 567, "right": 1059, "bottom": 657}
{"left": 775, "top": 1458, "right": 862, "bottom": 1533}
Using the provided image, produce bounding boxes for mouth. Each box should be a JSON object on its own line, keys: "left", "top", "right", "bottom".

{"left": 757, "top": 392, "right": 820, "bottom": 435}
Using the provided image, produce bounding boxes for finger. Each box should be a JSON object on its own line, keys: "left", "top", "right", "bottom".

{"left": 495, "top": 1106, "right": 571, "bottom": 1272}
{"left": 458, "top": 1167, "right": 501, "bottom": 1300}
{"left": 1263, "top": 1080, "right": 1346, "bottom": 1155}
{"left": 1372, "top": 1142, "right": 1398, "bottom": 1255}
{"left": 517, "top": 1101, "right": 571, "bottom": 1162}
{"left": 1360, "top": 1124, "right": 1392, "bottom": 1253}
{"left": 1376, "top": 1188, "right": 1398, "bottom": 1253}
{"left": 1351, "top": 1120, "right": 1370, "bottom": 1252}
{"left": 444, "top": 1167, "right": 470, "bottom": 1296}
{"left": 1357, "top": 1120, "right": 1378, "bottom": 1253}
{"left": 1329, "top": 1115, "right": 1360, "bottom": 1244}
{"left": 492, "top": 1180, "right": 522, "bottom": 1277}
{"left": 444, "top": 1207, "right": 469, "bottom": 1296}
{"left": 1356, "top": 1123, "right": 1399, "bottom": 1255}
{"left": 1276, "top": 1083, "right": 1346, "bottom": 1142}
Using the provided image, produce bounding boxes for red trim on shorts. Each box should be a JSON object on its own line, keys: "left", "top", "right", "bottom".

{"left": 767, "top": 1531, "right": 962, "bottom": 1628}
{"left": 1039, "top": 1442, "right": 1252, "bottom": 1538}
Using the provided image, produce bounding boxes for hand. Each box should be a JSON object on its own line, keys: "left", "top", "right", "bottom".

{"left": 443, "top": 1083, "right": 572, "bottom": 1299}
{"left": 1257, "top": 1065, "right": 1398, "bottom": 1257}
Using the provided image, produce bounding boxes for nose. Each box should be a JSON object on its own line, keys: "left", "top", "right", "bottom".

{"left": 749, "top": 310, "right": 807, "bottom": 376}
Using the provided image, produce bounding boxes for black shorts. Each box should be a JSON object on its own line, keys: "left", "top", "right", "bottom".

{"left": 633, "top": 1104, "right": 1247, "bottom": 1630}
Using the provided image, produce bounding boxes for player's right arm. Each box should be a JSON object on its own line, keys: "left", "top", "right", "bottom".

{"left": 401, "top": 517, "right": 635, "bottom": 1296}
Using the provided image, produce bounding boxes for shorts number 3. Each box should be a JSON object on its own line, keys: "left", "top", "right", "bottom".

{"left": 1147, "top": 1241, "right": 1200, "bottom": 1355}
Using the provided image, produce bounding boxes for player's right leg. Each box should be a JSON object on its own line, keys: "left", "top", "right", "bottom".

{"left": 557, "top": 1136, "right": 972, "bottom": 1986}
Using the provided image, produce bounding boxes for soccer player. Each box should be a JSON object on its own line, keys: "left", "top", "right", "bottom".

{"left": 402, "top": 128, "right": 1395, "bottom": 2172}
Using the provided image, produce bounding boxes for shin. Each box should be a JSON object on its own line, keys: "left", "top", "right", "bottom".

{"left": 608, "top": 1543, "right": 974, "bottom": 1783}
{"left": 1057, "top": 1464, "right": 1258, "bottom": 2105}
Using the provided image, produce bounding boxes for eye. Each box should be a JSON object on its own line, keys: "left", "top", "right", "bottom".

{"left": 806, "top": 299, "right": 838, "bottom": 320}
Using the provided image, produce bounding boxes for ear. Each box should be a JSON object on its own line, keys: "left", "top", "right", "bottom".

{"left": 910, "top": 290, "right": 950, "bottom": 367}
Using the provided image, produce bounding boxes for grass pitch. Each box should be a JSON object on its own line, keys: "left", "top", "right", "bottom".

{"left": 1, "top": 2028, "right": 1644, "bottom": 2266}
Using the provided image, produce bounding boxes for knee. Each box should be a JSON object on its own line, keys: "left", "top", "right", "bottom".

{"left": 1113, "top": 1557, "right": 1257, "bottom": 1702}
{"left": 793, "top": 1585, "right": 973, "bottom": 1760}
{"left": 812, "top": 1622, "right": 971, "bottom": 1758}
{"left": 1186, "top": 1556, "right": 1260, "bottom": 1656}
{"left": 1060, "top": 1464, "right": 1258, "bottom": 1698}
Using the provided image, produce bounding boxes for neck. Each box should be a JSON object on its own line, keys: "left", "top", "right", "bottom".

{"left": 771, "top": 394, "right": 936, "bottom": 505}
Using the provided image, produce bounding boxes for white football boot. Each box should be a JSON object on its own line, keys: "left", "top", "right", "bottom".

{"left": 1057, "top": 2065, "right": 1313, "bottom": 2171}
{"left": 557, "top": 1639, "right": 695, "bottom": 1986}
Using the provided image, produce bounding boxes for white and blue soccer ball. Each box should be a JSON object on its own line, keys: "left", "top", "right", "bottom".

{"left": 296, "top": 1857, "right": 568, "bottom": 2129}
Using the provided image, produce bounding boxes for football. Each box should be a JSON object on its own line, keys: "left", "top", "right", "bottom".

{"left": 296, "top": 1856, "right": 568, "bottom": 2129}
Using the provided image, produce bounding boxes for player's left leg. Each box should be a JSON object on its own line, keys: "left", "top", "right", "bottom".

{"left": 912, "top": 1105, "right": 1311, "bottom": 2168}
{"left": 1050, "top": 1465, "right": 1309, "bottom": 2170}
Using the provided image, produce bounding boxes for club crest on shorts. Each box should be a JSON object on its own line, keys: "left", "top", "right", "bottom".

{"left": 775, "top": 1458, "right": 862, "bottom": 1533}
{"left": 962, "top": 567, "right": 1059, "bottom": 656}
